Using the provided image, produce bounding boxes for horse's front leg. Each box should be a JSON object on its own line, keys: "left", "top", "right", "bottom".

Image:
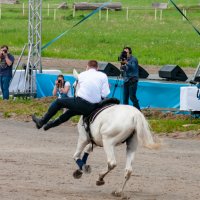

{"left": 73, "top": 134, "right": 90, "bottom": 179}
{"left": 96, "top": 140, "right": 116, "bottom": 186}
{"left": 80, "top": 143, "right": 93, "bottom": 174}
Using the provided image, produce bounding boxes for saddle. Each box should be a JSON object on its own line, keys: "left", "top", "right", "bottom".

{"left": 82, "top": 98, "right": 120, "bottom": 143}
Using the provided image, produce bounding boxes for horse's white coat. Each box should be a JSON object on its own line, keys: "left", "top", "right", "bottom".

{"left": 74, "top": 105, "right": 156, "bottom": 196}
{"left": 72, "top": 68, "right": 156, "bottom": 196}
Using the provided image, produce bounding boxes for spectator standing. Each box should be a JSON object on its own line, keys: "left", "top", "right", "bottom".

{"left": 0, "top": 45, "right": 15, "bottom": 100}
{"left": 120, "top": 47, "right": 140, "bottom": 110}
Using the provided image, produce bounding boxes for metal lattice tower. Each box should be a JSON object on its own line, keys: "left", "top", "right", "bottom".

{"left": 23, "top": 0, "right": 42, "bottom": 96}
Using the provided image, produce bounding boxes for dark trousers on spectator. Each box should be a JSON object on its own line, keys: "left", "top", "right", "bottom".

{"left": 0, "top": 76, "right": 11, "bottom": 100}
{"left": 123, "top": 79, "right": 140, "bottom": 111}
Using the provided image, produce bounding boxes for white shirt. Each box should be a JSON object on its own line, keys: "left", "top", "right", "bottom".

{"left": 77, "top": 68, "right": 110, "bottom": 103}
{"left": 64, "top": 81, "right": 72, "bottom": 97}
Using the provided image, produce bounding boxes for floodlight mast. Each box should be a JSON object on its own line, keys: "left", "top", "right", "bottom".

{"left": 23, "top": 0, "right": 42, "bottom": 96}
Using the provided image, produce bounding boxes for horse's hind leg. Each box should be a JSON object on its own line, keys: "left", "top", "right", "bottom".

{"left": 113, "top": 133, "right": 138, "bottom": 197}
{"left": 96, "top": 140, "right": 116, "bottom": 186}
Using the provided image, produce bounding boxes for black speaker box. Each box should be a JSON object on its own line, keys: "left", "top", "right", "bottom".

{"left": 139, "top": 65, "right": 149, "bottom": 78}
{"left": 159, "top": 65, "right": 188, "bottom": 81}
{"left": 98, "top": 62, "right": 121, "bottom": 76}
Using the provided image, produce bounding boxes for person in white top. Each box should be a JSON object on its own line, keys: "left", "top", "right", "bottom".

{"left": 32, "top": 60, "right": 110, "bottom": 130}
{"left": 76, "top": 66, "right": 110, "bottom": 103}
{"left": 53, "top": 74, "right": 72, "bottom": 98}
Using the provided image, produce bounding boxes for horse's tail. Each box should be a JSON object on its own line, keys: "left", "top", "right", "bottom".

{"left": 135, "top": 111, "right": 160, "bottom": 149}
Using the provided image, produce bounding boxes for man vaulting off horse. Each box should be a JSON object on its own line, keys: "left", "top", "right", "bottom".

{"left": 32, "top": 59, "right": 159, "bottom": 197}
{"left": 32, "top": 60, "right": 110, "bottom": 130}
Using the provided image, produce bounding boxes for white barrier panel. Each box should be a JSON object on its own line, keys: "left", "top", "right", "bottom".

{"left": 9, "top": 70, "right": 61, "bottom": 93}
{"left": 180, "top": 86, "right": 200, "bottom": 111}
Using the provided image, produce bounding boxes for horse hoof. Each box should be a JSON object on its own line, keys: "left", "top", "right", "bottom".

{"left": 111, "top": 191, "right": 127, "bottom": 199}
{"left": 83, "top": 165, "right": 91, "bottom": 174}
{"left": 111, "top": 191, "right": 122, "bottom": 197}
{"left": 73, "top": 169, "right": 83, "bottom": 179}
{"left": 96, "top": 179, "right": 105, "bottom": 186}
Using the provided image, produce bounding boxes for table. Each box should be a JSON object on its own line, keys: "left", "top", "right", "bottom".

{"left": 180, "top": 86, "right": 200, "bottom": 111}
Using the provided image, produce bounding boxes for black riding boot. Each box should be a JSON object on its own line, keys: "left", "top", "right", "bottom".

{"left": 32, "top": 100, "right": 61, "bottom": 129}
{"left": 43, "top": 109, "right": 79, "bottom": 131}
{"left": 32, "top": 115, "right": 47, "bottom": 129}
{"left": 43, "top": 118, "right": 62, "bottom": 131}
{"left": 32, "top": 113, "right": 51, "bottom": 129}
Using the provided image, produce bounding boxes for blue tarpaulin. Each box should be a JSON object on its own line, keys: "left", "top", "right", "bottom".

{"left": 36, "top": 74, "right": 189, "bottom": 109}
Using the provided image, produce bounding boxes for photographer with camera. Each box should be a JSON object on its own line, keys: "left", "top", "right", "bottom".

{"left": 119, "top": 47, "right": 140, "bottom": 111}
{"left": 0, "top": 45, "right": 15, "bottom": 100}
{"left": 53, "top": 74, "right": 72, "bottom": 98}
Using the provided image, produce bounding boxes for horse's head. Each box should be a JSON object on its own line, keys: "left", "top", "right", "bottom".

{"left": 73, "top": 69, "right": 79, "bottom": 97}
{"left": 73, "top": 68, "right": 79, "bottom": 80}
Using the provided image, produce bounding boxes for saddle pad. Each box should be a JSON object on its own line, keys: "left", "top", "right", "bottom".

{"left": 83, "top": 104, "right": 116, "bottom": 129}
{"left": 91, "top": 104, "right": 115, "bottom": 123}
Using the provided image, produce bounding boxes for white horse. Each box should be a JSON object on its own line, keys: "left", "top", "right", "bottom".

{"left": 72, "top": 69, "right": 159, "bottom": 197}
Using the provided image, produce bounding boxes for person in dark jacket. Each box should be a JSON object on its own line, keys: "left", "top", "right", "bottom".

{"left": 120, "top": 47, "right": 140, "bottom": 110}
{"left": 0, "top": 45, "right": 15, "bottom": 100}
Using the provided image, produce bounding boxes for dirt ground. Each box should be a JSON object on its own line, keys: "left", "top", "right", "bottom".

{"left": 0, "top": 118, "right": 199, "bottom": 200}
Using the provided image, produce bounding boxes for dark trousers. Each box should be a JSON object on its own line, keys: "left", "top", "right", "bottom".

{"left": 42, "top": 97, "right": 97, "bottom": 124}
{"left": 123, "top": 79, "right": 140, "bottom": 110}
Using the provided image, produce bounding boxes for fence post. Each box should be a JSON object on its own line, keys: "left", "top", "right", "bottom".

{"left": 22, "top": 3, "right": 25, "bottom": 16}
{"left": 126, "top": 7, "right": 129, "bottom": 21}
{"left": 0, "top": 4, "right": 1, "bottom": 20}
{"left": 160, "top": 9, "right": 162, "bottom": 20}
{"left": 54, "top": 9, "right": 56, "bottom": 20}
{"left": 154, "top": 8, "right": 157, "bottom": 20}
{"left": 182, "top": 9, "right": 184, "bottom": 20}
{"left": 99, "top": 8, "right": 101, "bottom": 20}
{"left": 73, "top": 5, "right": 75, "bottom": 17}
{"left": 183, "top": 9, "right": 186, "bottom": 21}
{"left": 47, "top": 4, "right": 50, "bottom": 16}
{"left": 106, "top": 8, "right": 109, "bottom": 21}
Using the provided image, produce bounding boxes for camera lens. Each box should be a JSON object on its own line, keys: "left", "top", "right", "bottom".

{"left": 3, "top": 49, "right": 7, "bottom": 53}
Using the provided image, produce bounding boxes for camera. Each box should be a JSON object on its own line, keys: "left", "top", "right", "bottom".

{"left": 118, "top": 50, "right": 127, "bottom": 61}
{"left": 3, "top": 49, "right": 7, "bottom": 54}
{"left": 0, "top": 53, "right": 4, "bottom": 59}
{"left": 58, "top": 80, "right": 61, "bottom": 84}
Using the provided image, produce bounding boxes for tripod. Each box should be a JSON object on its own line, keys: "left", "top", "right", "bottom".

{"left": 112, "top": 70, "right": 124, "bottom": 103}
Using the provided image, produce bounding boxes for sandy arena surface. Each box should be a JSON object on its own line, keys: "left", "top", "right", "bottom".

{"left": 0, "top": 118, "right": 200, "bottom": 200}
